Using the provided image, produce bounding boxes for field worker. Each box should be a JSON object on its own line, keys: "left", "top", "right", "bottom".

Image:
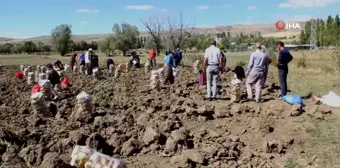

{"left": 163, "top": 51, "right": 175, "bottom": 84}
{"left": 245, "top": 43, "right": 269, "bottom": 102}
{"left": 130, "top": 51, "right": 140, "bottom": 68}
{"left": 260, "top": 43, "right": 268, "bottom": 87}
{"left": 204, "top": 39, "right": 223, "bottom": 100}
{"left": 174, "top": 48, "right": 183, "bottom": 67}
{"left": 91, "top": 53, "right": 99, "bottom": 69}
{"left": 148, "top": 48, "right": 157, "bottom": 69}
{"left": 53, "top": 60, "right": 64, "bottom": 70}
{"left": 106, "top": 58, "right": 114, "bottom": 71}
{"left": 217, "top": 50, "right": 227, "bottom": 88}
{"left": 70, "top": 53, "right": 77, "bottom": 71}
{"left": 277, "top": 41, "right": 293, "bottom": 97}
{"left": 79, "top": 53, "right": 85, "bottom": 66}
{"left": 85, "top": 48, "right": 93, "bottom": 75}
{"left": 46, "top": 63, "right": 61, "bottom": 88}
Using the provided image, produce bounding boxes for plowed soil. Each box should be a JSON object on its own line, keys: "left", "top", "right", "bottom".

{"left": 0, "top": 65, "right": 310, "bottom": 168}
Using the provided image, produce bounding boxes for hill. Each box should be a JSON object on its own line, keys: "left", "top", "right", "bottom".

{"left": 0, "top": 22, "right": 305, "bottom": 44}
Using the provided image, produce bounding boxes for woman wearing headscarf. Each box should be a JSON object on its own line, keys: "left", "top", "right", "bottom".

{"left": 163, "top": 51, "right": 175, "bottom": 84}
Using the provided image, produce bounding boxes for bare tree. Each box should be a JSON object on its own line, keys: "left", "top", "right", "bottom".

{"left": 141, "top": 16, "right": 165, "bottom": 54}
{"left": 166, "top": 12, "right": 193, "bottom": 49}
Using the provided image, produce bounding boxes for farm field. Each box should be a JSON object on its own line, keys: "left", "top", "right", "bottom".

{"left": 0, "top": 49, "right": 340, "bottom": 168}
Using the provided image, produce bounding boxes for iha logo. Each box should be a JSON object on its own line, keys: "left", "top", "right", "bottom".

{"left": 275, "top": 20, "right": 301, "bottom": 30}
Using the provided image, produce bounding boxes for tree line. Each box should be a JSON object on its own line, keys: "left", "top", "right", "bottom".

{"left": 300, "top": 15, "right": 340, "bottom": 46}
{"left": 0, "top": 39, "right": 98, "bottom": 55}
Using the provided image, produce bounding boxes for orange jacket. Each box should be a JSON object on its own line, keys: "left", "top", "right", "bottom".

{"left": 148, "top": 49, "right": 156, "bottom": 58}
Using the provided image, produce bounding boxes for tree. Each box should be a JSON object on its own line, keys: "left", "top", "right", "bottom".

{"left": 79, "top": 41, "right": 88, "bottom": 51}
{"left": 37, "top": 41, "right": 45, "bottom": 54}
{"left": 23, "top": 41, "right": 37, "bottom": 54}
{"left": 99, "top": 37, "right": 115, "bottom": 56}
{"left": 142, "top": 16, "right": 165, "bottom": 54}
{"left": 51, "top": 24, "right": 72, "bottom": 56}
{"left": 166, "top": 12, "right": 192, "bottom": 49}
{"left": 112, "top": 23, "right": 139, "bottom": 55}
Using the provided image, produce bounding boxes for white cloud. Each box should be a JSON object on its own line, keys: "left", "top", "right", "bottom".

{"left": 76, "top": 9, "right": 99, "bottom": 13}
{"left": 80, "top": 21, "right": 89, "bottom": 24}
{"left": 196, "top": 5, "right": 210, "bottom": 10}
{"left": 160, "top": 8, "right": 168, "bottom": 12}
{"left": 248, "top": 6, "right": 257, "bottom": 10}
{"left": 125, "top": 5, "right": 153, "bottom": 10}
{"left": 279, "top": 0, "right": 340, "bottom": 8}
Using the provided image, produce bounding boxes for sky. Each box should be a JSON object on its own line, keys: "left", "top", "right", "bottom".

{"left": 1, "top": 0, "right": 340, "bottom": 38}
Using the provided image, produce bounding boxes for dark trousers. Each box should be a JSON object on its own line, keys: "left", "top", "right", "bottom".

{"left": 85, "top": 63, "right": 92, "bottom": 75}
{"left": 278, "top": 69, "right": 288, "bottom": 97}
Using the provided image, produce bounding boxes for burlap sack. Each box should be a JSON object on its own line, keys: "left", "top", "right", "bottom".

{"left": 35, "top": 71, "right": 40, "bottom": 83}
{"left": 144, "top": 61, "right": 151, "bottom": 73}
{"left": 39, "top": 79, "right": 53, "bottom": 101}
{"left": 92, "top": 68, "right": 100, "bottom": 79}
{"left": 109, "top": 65, "right": 114, "bottom": 73}
{"left": 27, "top": 72, "right": 35, "bottom": 85}
{"left": 20, "top": 65, "right": 25, "bottom": 73}
{"left": 64, "top": 64, "right": 70, "bottom": 72}
{"left": 23, "top": 68, "right": 29, "bottom": 77}
{"left": 230, "top": 78, "right": 242, "bottom": 103}
{"left": 73, "top": 65, "right": 78, "bottom": 72}
{"left": 31, "top": 92, "right": 49, "bottom": 116}
{"left": 193, "top": 60, "right": 200, "bottom": 73}
{"left": 85, "top": 151, "right": 126, "bottom": 168}
{"left": 80, "top": 65, "right": 85, "bottom": 74}
{"left": 70, "top": 92, "right": 93, "bottom": 122}
{"left": 150, "top": 70, "right": 160, "bottom": 90}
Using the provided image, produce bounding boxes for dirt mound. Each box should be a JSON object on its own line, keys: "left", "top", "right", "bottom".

{"left": 0, "top": 65, "right": 307, "bottom": 167}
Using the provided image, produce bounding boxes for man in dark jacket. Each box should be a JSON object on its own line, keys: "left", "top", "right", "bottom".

{"left": 106, "top": 58, "right": 114, "bottom": 71}
{"left": 91, "top": 54, "right": 99, "bottom": 69}
{"left": 46, "top": 63, "right": 60, "bottom": 88}
{"left": 276, "top": 41, "right": 293, "bottom": 97}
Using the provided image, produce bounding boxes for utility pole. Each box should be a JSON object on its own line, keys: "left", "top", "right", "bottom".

{"left": 310, "top": 0, "right": 317, "bottom": 51}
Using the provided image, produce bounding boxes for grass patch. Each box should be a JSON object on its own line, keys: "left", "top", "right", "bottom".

{"left": 304, "top": 118, "right": 340, "bottom": 167}
{"left": 284, "top": 158, "right": 301, "bottom": 168}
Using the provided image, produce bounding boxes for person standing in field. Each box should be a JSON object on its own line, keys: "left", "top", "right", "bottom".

{"left": 46, "top": 63, "right": 60, "bottom": 88}
{"left": 106, "top": 58, "right": 114, "bottom": 71}
{"left": 79, "top": 53, "right": 85, "bottom": 66}
{"left": 70, "top": 53, "right": 77, "bottom": 71}
{"left": 245, "top": 43, "right": 269, "bottom": 102}
{"left": 163, "top": 51, "right": 175, "bottom": 84}
{"left": 204, "top": 39, "right": 223, "bottom": 100}
{"left": 85, "top": 48, "right": 93, "bottom": 75}
{"left": 148, "top": 48, "right": 157, "bottom": 69}
{"left": 217, "top": 50, "right": 226, "bottom": 89}
{"left": 276, "top": 41, "right": 293, "bottom": 97}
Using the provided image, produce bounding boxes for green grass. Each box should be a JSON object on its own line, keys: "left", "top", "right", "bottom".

{"left": 304, "top": 117, "right": 340, "bottom": 168}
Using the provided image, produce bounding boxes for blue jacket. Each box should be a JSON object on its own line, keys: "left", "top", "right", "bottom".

{"left": 80, "top": 55, "right": 85, "bottom": 62}
{"left": 165, "top": 54, "right": 174, "bottom": 68}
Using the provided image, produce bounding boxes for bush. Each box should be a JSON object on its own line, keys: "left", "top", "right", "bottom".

{"left": 297, "top": 57, "right": 307, "bottom": 68}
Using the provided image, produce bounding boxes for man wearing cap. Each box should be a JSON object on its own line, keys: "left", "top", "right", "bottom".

{"left": 204, "top": 39, "right": 223, "bottom": 100}
{"left": 245, "top": 43, "right": 269, "bottom": 102}
{"left": 85, "top": 48, "right": 93, "bottom": 75}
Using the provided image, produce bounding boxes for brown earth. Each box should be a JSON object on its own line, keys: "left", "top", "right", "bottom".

{"left": 0, "top": 64, "right": 317, "bottom": 168}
